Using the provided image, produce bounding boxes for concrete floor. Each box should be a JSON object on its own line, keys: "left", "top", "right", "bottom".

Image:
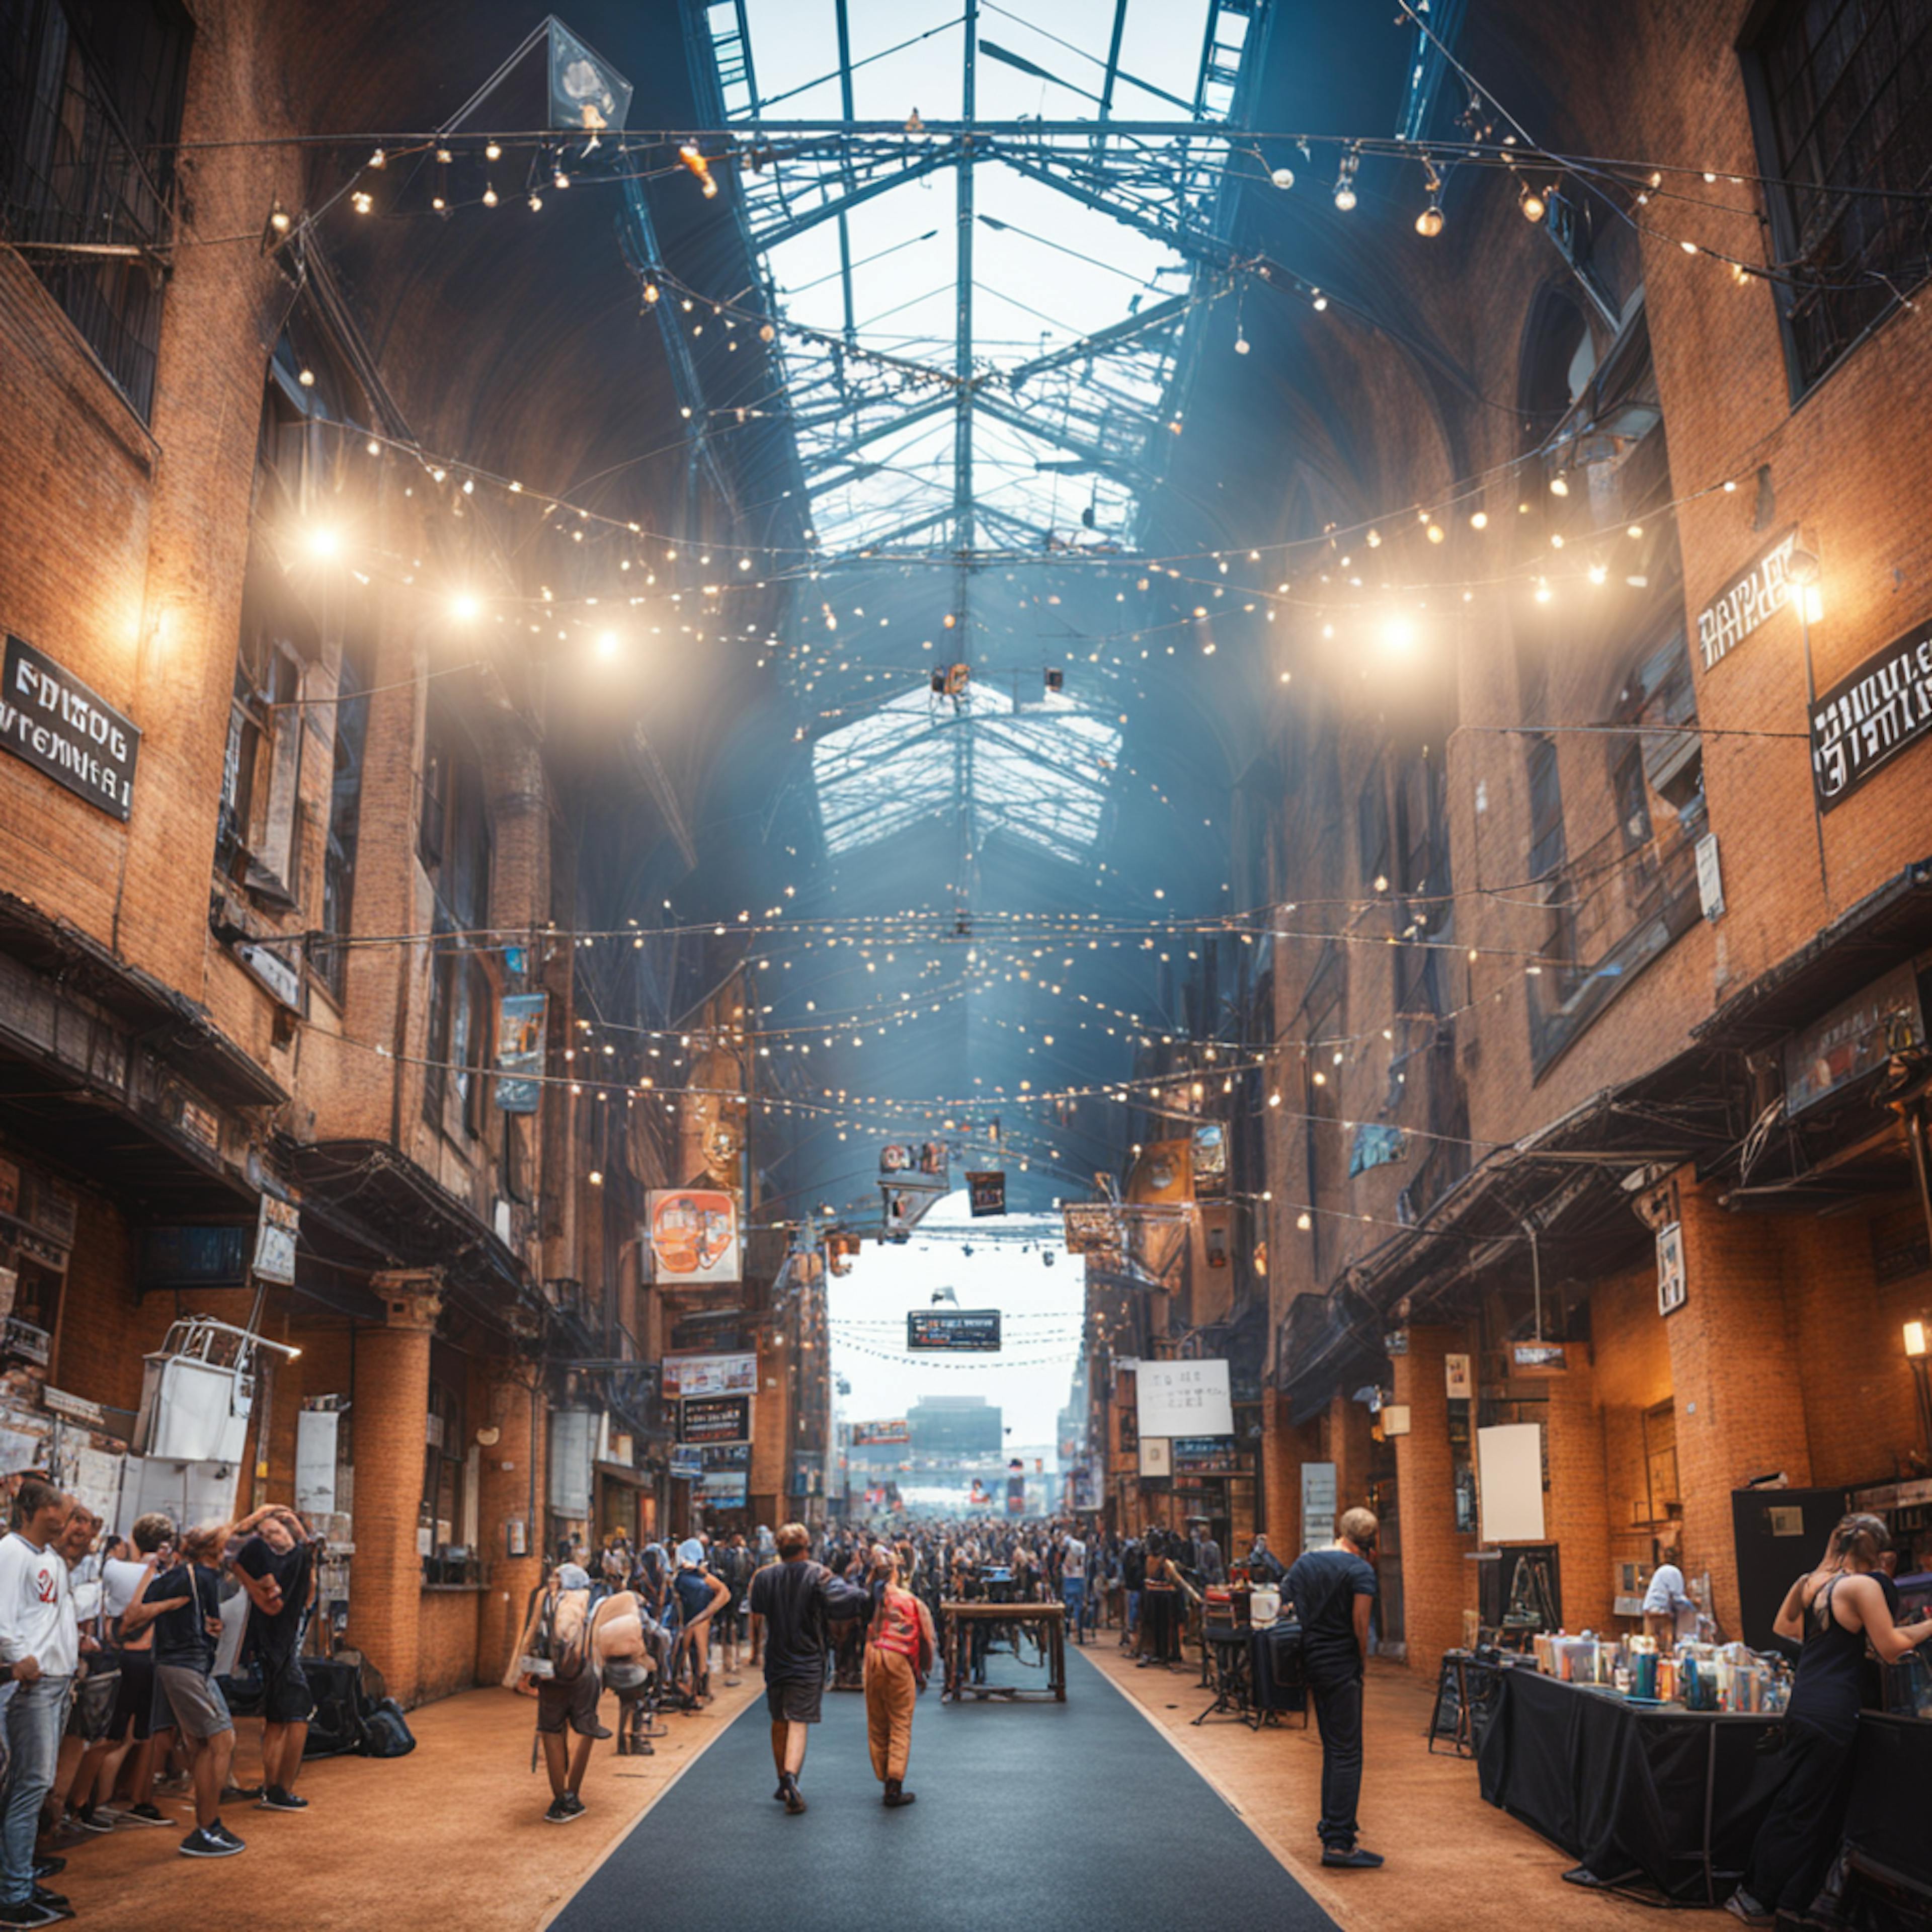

{"left": 50, "top": 1672, "right": 762, "bottom": 1932}
{"left": 49, "top": 1648, "right": 1656, "bottom": 1932}
{"left": 1077, "top": 1641, "right": 1649, "bottom": 1932}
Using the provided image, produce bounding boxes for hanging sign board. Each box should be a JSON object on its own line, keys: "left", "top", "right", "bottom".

{"left": 1136, "top": 1358, "right": 1234, "bottom": 1438}
{"left": 1300, "top": 1462, "right": 1337, "bottom": 1553}
{"left": 1810, "top": 618, "right": 1932, "bottom": 812}
{"left": 1657, "top": 1221, "right": 1686, "bottom": 1316}
{"left": 1696, "top": 528, "right": 1797, "bottom": 673}
{"left": 1062, "top": 1202, "right": 1119, "bottom": 1254}
{"left": 253, "top": 1195, "right": 299, "bottom": 1286}
{"left": 906, "top": 1308, "right": 1002, "bottom": 1352}
{"left": 1, "top": 634, "right": 140, "bottom": 820}
{"left": 966, "top": 1171, "right": 1006, "bottom": 1217}
{"left": 851, "top": 1418, "right": 910, "bottom": 1446}
{"left": 1445, "top": 1353, "right": 1473, "bottom": 1399}
{"left": 1782, "top": 962, "right": 1924, "bottom": 1113}
{"left": 668, "top": 1443, "right": 703, "bottom": 1481}
{"left": 660, "top": 1351, "right": 757, "bottom": 1401}
{"left": 646, "top": 1189, "right": 740, "bottom": 1283}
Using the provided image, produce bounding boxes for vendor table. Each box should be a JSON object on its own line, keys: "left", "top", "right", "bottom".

{"left": 941, "top": 1600, "right": 1066, "bottom": 1702}
{"left": 1476, "top": 1664, "right": 1787, "bottom": 1903}
{"left": 1838, "top": 1711, "right": 1932, "bottom": 1913}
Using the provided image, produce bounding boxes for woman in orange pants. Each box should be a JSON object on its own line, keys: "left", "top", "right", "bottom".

{"left": 863, "top": 1546, "right": 936, "bottom": 1808}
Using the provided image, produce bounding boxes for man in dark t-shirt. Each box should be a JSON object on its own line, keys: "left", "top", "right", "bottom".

{"left": 1286, "top": 1506, "right": 1383, "bottom": 1869}
{"left": 230, "top": 1505, "right": 318, "bottom": 1813}
{"left": 747, "top": 1522, "right": 869, "bottom": 1814}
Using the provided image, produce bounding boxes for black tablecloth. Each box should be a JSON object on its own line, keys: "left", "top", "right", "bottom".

{"left": 1841, "top": 1713, "right": 1932, "bottom": 1894}
{"left": 1476, "top": 1665, "right": 1788, "bottom": 1902}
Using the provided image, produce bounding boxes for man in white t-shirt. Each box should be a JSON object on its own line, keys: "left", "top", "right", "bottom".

{"left": 0, "top": 1479, "right": 76, "bottom": 1924}
{"left": 1060, "top": 1533, "right": 1089, "bottom": 1646}
{"left": 1642, "top": 1547, "right": 1701, "bottom": 1643}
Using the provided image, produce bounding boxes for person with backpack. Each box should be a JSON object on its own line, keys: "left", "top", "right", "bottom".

{"left": 514, "top": 1563, "right": 610, "bottom": 1824}
{"left": 711, "top": 1535, "right": 749, "bottom": 1676}
{"left": 863, "top": 1546, "right": 934, "bottom": 1809}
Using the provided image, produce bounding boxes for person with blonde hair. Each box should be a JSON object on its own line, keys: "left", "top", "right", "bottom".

{"left": 1286, "top": 1505, "right": 1383, "bottom": 1870}
{"left": 124, "top": 1520, "right": 243, "bottom": 1859}
{"left": 1728, "top": 1513, "right": 1932, "bottom": 1926}
{"left": 863, "top": 1546, "right": 935, "bottom": 1808}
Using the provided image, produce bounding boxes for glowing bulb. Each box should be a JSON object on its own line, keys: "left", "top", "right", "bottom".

{"left": 1415, "top": 203, "right": 1444, "bottom": 237}
{"left": 1334, "top": 184, "right": 1357, "bottom": 212}
{"left": 297, "top": 367, "right": 315, "bottom": 387}
{"left": 1311, "top": 290, "right": 1328, "bottom": 310}
{"left": 1534, "top": 579, "right": 1553, "bottom": 604}
{"left": 596, "top": 630, "right": 619, "bottom": 660}
{"left": 1297, "top": 1212, "right": 1312, "bottom": 1231}
{"left": 368, "top": 148, "right": 386, "bottom": 170}
{"left": 268, "top": 205, "right": 291, "bottom": 234}
{"left": 1520, "top": 186, "right": 1546, "bottom": 222}
{"left": 351, "top": 191, "right": 372, "bottom": 215}
{"left": 366, "top": 438, "right": 380, "bottom": 456}
{"left": 1426, "top": 522, "right": 1445, "bottom": 544}
{"left": 1233, "top": 332, "right": 1250, "bottom": 355}
{"left": 1365, "top": 528, "right": 1381, "bottom": 548}
{"left": 307, "top": 527, "right": 340, "bottom": 558}
{"left": 527, "top": 191, "right": 542, "bottom": 211}
{"left": 481, "top": 184, "right": 499, "bottom": 207}
{"left": 1906, "top": 1319, "right": 1928, "bottom": 1358}
{"left": 643, "top": 280, "right": 660, "bottom": 302}
{"left": 1270, "top": 166, "right": 1295, "bottom": 190}
{"left": 587, "top": 1170, "right": 603, "bottom": 1186}
{"left": 451, "top": 594, "right": 480, "bottom": 620}
{"left": 1587, "top": 564, "right": 1606, "bottom": 585}
{"left": 1470, "top": 510, "right": 1489, "bottom": 529}
{"left": 554, "top": 170, "right": 570, "bottom": 190}
{"left": 1681, "top": 238, "right": 1699, "bottom": 254}
{"left": 1549, "top": 472, "right": 1569, "bottom": 497}
{"left": 486, "top": 141, "right": 502, "bottom": 161}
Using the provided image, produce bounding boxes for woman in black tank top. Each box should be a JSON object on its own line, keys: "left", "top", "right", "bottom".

{"left": 1729, "top": 1513, "right": 1932, "bottom": 1926}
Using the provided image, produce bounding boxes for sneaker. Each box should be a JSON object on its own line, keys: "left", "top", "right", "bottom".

{"left": 209, "top": 1820, "right": 247, "bottom": 1851}
{"left": 544, "top": 1796, "right": 586, "bottom": 1825}
{"left": 0, "top": 1902, "right": 59, "bottom": 1927}
{"left": 127, "top": 1805, "right": 169, "bottom": 1824}
{"left": 28, "top": 1862, "right": 62, "bottom": 1881}
{"left": 179, "top": 1825, "right": 244, "bottom": 1859}
{"left": 1724, "top": 1895, "right": 1773, "bottom": 1929}
{"left": 69, "top": 1807, "right": 109, "bottom": 1835}
{"left": 1321, "top": 1845, "right": 1385, "bottom": 1870}
{"left": 257, "top": 1788, "right": 309, "bottom": 1812}
{"left": 780, "top": 1776, "right": 807, "bottom": 1816}
{"left": 27, "top": 1891, "right": 68, "bottom": 1918}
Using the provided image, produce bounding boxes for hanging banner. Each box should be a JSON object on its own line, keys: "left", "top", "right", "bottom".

{"left": 906, "top": 1309, "right": 1002, "bottom": 1352}
{"left": 851, "top": 1418, "right": 911, "bottom": 1446}
{"left": 966, "top": 1171, "right": 1006, "bottom": 1217}
{"left": 1062, "top": 1201, "right": 1119, "bottom": 1254}
{"left": 647, "top": 1188, "right": 740, "bottom": 1282}
{"left": 1810, "top": 618, "right": 1932, "bottom": 812}
{"left": 546, "top": 18, "right": 633, "bottom": 131}
{"left": 1, "top": 633, "right": 140, "bottom": 821}
{"left": 494, "top": 992, "right": 547, "bottom": 1113}
{"left": 1191, "top": 1121, "right": 1228, "bottom": 1198}
{"left": 661, "top": 1351, "right": 757, "bottom": 1401}
{"left": 252, "top": 1195, "right": 298, "bottom": 1285}
{"left": 679, "top": 1395, "right": 751, "bottom": 1445}
{"left": 1782, "top": 962, "right": 1924, "bottom": 1113}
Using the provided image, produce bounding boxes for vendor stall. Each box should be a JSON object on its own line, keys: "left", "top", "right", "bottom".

{"left": 941, "top": 1599, "right": 1066, "bottom": 1702}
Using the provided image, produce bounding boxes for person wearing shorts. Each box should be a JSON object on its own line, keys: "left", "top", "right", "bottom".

{"left": 515, "top": 1564, "right": 609, "bottom": 1824}
{"left": 747, "top": 1523, "right": 869, "bottom": 1814}
{"left": 125, "top": 1522, "right": 243, "bottom": 1859}
{"left": 230, "top": 1505, "right": 318, "bottom": 1814}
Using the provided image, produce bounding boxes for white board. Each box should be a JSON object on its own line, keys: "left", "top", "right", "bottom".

{"left": 295, "top": 1409, "right": 339, "bottom": 1516}
{"left": 1300, "top": 1461, "right": 1337, "bottom": 1553}
{"left": 1135, "top": 1358, "right": 1233, "bottom": 1437}
{"left": 1477, "top": 1423, "right": 1545, "bottom": 1543}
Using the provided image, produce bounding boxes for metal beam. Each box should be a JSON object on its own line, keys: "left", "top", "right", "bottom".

{"left": 748, "top": 147, "right": 953, "bottom": 250}
{"left": 974, "top": 394, "right": 1158, "bottom": 487}
{"left": 953, "top": 12, "right": 978, "bottom": 558}
{"left": 1001, "top": 292, "right": 1191, "bottom": 387}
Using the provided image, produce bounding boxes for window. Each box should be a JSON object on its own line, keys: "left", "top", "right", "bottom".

{"left": 315, "top": 645, "right": 370, "bottom": 1002}
{"left": 0, "top": 0, "right": 191, "bottom": 418}
{"left": 1525, "top": 735, "right": 1567, "bottom": 881}
{"left": 217, "top": 580, "right": 308, "bottom": 901}
{"left": 1356, "top": 763, "right": 1390, "bottom": 888}
{"left": 1747, "top": 0, "right": 1932, "bottom": 392}
{"left": 419, "top": 707, "right": 492, "bottom": 1137}
{"left": 423, "top": 1340, "right": 476, "bottom": 1579}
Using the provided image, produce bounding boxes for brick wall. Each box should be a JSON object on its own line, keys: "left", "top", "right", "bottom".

{"left": 1391, "top": 1325, "right": 1477, "bottom": 1671}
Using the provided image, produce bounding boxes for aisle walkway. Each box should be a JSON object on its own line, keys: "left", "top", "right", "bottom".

{"left": 550, "top": 1647, "right": 1338, "bottom": 1932}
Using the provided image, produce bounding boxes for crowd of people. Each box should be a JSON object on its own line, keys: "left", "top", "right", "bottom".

{"left": 0, "top": 1476, "right": 324, "bottom": 1924}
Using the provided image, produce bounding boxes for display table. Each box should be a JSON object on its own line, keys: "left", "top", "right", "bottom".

{"left": 940, "top": 1600, "right": 1066, "bottom": 1702}
{"left": 1476, "top": 1664, "right": 1787, "bottom": 1903}
{"left": 1839, "top": 1711, "right": 1932, "bottom": 1910}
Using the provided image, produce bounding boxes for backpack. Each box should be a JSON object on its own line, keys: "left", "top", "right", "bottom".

{"left": 359, "top": 1696, "right": 416, "bottom": 1758}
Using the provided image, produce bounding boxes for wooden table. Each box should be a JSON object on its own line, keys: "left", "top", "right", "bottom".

{"left": 941, "top": 1599, "right": 1066, "bottom": 1702}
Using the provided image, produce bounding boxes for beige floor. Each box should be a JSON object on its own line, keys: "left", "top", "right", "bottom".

{"left": 51, "top": 1670, "right": 761, "bottom": 1932}
{"left": 1078, "top": 1639, "right": 1649, "bottom": 1932}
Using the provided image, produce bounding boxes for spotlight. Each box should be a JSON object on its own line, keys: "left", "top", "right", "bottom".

{"left": 307, "top": 527, "right": 340, "bottom": 558}
{"left": 451, "top": 593, "right": 480, "bottom": 620}
{"left": 596, "top": 630, "right": 620, "bottom": 660}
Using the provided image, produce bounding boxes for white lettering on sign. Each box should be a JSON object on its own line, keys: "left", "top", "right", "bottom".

{"left": 1697, "top": 530, "right": 1798, "bottom": 672}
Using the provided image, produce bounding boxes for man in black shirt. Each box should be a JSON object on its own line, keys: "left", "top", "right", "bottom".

{"left": 230, "top": 1505, "right": 318, "bottom": 1814}
{"left": 1285, "top": 1506, "right": 1383, "bottom": 1869}
{"left": 747, "top": 1521, "right": 869, "bottom": 1813}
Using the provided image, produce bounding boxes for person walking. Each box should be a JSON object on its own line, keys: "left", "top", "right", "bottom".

{"left": 1727, "top": 1513, "right": 1932, "bottom": 1926}
{"left": 1286, "top": 1506, "right": 1383, "bottom": 1870}
{"left": 0, "top": 1480, "right": 76, "bottom": 1925}
{"left": 229, "top": 1504, "right": 319, "bottom": 1813}
{"left": 862, "top": 1546, "right": 934, "bottom": 1808}
{"left": 1059, "top": 1528, "right": 1089, "bottom": 1646}
{"left": 747, "top": 1522, "right": 869, "bottom": 1814}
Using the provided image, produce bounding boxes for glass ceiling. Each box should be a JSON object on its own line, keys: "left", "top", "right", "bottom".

{"left": 700, "top": 0, "right": 1259, "bottom": 558}
{"left": 813, "top": 682, "right": 1122, "bottom": 861}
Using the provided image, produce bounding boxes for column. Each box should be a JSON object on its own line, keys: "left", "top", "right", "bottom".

{"left": 1391, "top": 1324, "right": 1475, "bottom": 1673}
{"left": 1540, "top": 1347, "right": 1613, "bottom": 1631}
{"left": 477, "top": 1363, "right": 545, "bottom": 1683}
{"left": 348, "top": 1272, "right": 440, "bottom": 1707}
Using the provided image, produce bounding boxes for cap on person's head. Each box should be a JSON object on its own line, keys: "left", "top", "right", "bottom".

{"left": 677, "top": 1537, "right": 705, "bottom": 1568}
{"left": 556, "top": 1562, "right": 592, "bottom": 1590}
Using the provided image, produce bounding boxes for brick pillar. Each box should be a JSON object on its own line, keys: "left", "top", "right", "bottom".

{"left": 1328, "top": 1390, "right": 1374, "bottom": 1514}
{"left": 1261, "top": 1387, "right": 1322, "bottom": 1550}
{"left": 1391, "top": 1324, "right": 1475, "bottom": 1675}
{"left": 349, "top": 1273, "right": 440, "bottom": 1706}
{"left": 1542, "top": 1346, "right": 1612, "bottom": 1632}
{"left": 1665, "top": 1182, "right": 1812, "bottom": 1635}
{"left": 476, "top": 1366, "right": 545, "bottom": 1685}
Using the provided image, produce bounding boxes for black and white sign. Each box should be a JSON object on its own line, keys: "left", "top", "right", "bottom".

{"left": 906, "top": 1308, "right": 1002, "bottom": 1352}
{"left": 1811, "top": 620, "right": 1932, "bottom": 812}
{"left": 253, "top": 1195, "right": 299, "bottom": 1285}
{"left": 678, "top": 1394, "right": 751, "bottom": 1444}
{"left": 1697, "top": 529, "right": 1797, "bottom": 673}
{"left": 1, "top": 634, "right": 140, "bottom": 820}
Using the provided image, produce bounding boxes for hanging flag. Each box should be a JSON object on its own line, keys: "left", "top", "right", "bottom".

{"left": 494, "top": 992, "right": 547, "bottom": 1113}
{"left": 546, "top": 19, "right": 632, "bottom": 132}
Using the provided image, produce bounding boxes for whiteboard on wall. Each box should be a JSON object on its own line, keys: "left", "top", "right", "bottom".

{"left": 1136, "top": 1359, "right": 1233, "bottom": 1437}
{"left": 295, "top": 1409, "right": 339, "bottom": 1517}
{"left": 1477, "top": 1423, "right": 1545, "bottom": 1543}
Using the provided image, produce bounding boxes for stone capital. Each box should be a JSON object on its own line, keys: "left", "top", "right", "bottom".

{"left": 371, "top": 1269, "right": 443, "bottom": 1331}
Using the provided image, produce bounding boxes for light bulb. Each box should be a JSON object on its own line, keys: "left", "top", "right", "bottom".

{"left": 1415, "top": 203, "right": 1444, "bottom": 237}
{"left": 1297, "top": 1212, "right": 1312, "bottom": 1231}
{"left": 759, "top": 321, "right": 775, "bottom": 341}
{"left": 642, "top": 280, "right": 660, "bottom": 302}
{"left": 1365, "top": 528, "right": 1381, "bottom": 548}
{"left": 1520, "top": 184, "right": 1546, "bottom": 222}
{"left": 1587, "top": 564, "right": 1606, "bottom": 585}
{"left": 1427, "top": 522, "right": 1445, "bottom": 543}
{"left": 1233, "top": 332, "right": 1250, "bottom": 355}
{"left": 366, "top": 438, "right": 380, "bottom": 456}
{"left": 297, "top": 367, "right": 315, "bottom": 387}
{"left": 269, "top": 204, "right": 291, "bottom": 233}
{"left": 368, "top": 148, "right": 386, "bottom": 170}
{"left": 307, "top": 527, "right": 340, "bottom": 558}
{"left": 431, "top": 195, "right": 445, "bottom": 211}
{"left": 481, "top": 184, "right": 498, "bottom": 207}
{"left": 1311, "top": 290, "right": 1328, "bottom": 310}
{"left": 1470, "top": 510, "right": 1489, "bottom": 529}
{"left": 1549, "top": 472, "right": 1569, "bottom": 497}
{"left": 1534, "top": 579, "right": 1553, "bottom": 603}
{"left": 596, "top": 631, "right": 619, "bottom": 660}
{"left": 485, "top": 141, "right": 501, "bottom": 161}
{"left": 1334, "top": 183, "right": 1357, "bottom": 212}
{"left": 451, "top": 594, "right": 479, "bottom": 620}
{"left": 351, "top": 191, "right": 372, "bottom": 215}
{"left": 554, "top": 170, "right": 570, "bottom": 190}
{"left": 527, "top": 191, "right": 542, "bottom": 212}
{"left": 1270, "top": 166, "right": 1295, "bottom": 190}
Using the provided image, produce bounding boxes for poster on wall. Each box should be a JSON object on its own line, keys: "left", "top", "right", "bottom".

{"left": 966, "top": 1170, "right": 1007, "bottom": 1218}
{"left": 1656, "top": 1221, "right": 1686, "bottom": 1316}
{"left": 1136, "top": 1358, "right": 1234, "bottom": 1438}
{"left": 679, "top": 1395, "right": 751, "bottom": 1445}
{"left": 494, "top": 993, "right": 548, "bottom": 1113}
{"left": 1300, "top": 1461, "right": 1337, "bottom": 1553}
{"left": 646, "top": 1189, "right": 740, "bottom": 1283}
{"left": 253, "top": 1196, "right": 299, "bottom": 1286}
{"left": 1477, "top": 1423, "right": 1546, "bottom": 1544}
{"left": 661, "top": 1351, "right": 757, "bottom": 1401}
{"left": 1137, "top": 1436, "right": 1171, "bottom": 1479}
{"left": 1444, "top": 1353, "right": 1473, "bottom": 1399}
{"left": 1810, "top": 618, "right": 1932, "bottom": 812}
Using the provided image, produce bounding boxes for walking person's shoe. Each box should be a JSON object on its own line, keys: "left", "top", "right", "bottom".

{"left": 179, "top": 1823, "right": 245, "bottom": 1858}
{"left": 882, "top": 1779, "right": 916, "bottom": 1807}
{"left": 0, "top": 1900, "right": 59, "bottom": 1927}
{"left": 778, "top": 1773, "right": 807, "bottom": 1814}
{"left": 1723, "top": 1895, "right": 1773, "bottom": 1928}
{"left": 257, "top": 1787, "right": 309, "bottom": 1811}
{"left": 1321, "top": 1843, "right": 1384, "bottom": 1869}
{"left": 28, "top": 1888, "right": 69, "bottom": 1920}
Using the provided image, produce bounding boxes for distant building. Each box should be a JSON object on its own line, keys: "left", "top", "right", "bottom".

{"left": 908, "top": 1395, "right": 1003, "bottom": 1458}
